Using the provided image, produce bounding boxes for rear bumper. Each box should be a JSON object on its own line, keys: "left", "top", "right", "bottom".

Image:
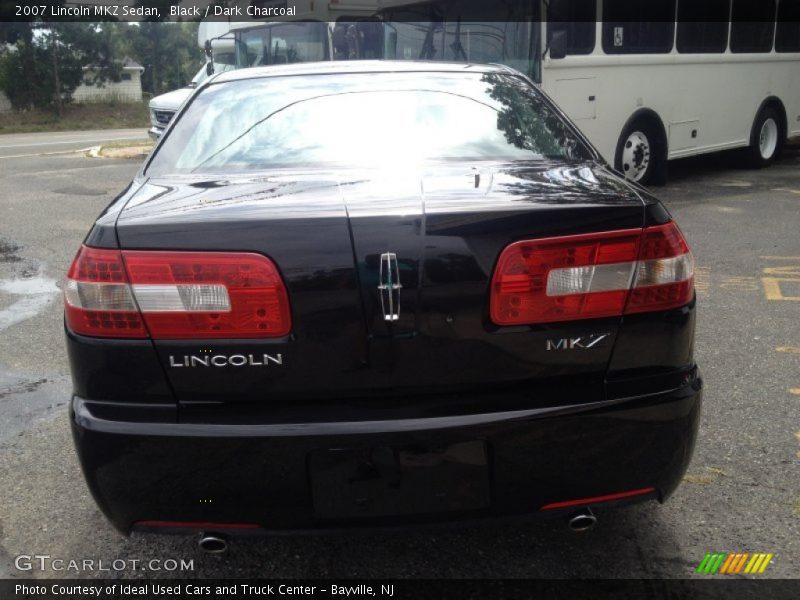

{"left": 71, "top": 373, "right": 702, "bottom": 534}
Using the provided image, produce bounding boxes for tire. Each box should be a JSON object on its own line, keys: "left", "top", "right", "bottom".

{"left": 747, "top": 106, "right": 783, "bottom": 168}
{"left": 614, "top": 119, "right": 667, "bottom": 186}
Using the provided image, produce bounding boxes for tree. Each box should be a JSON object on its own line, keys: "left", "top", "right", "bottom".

{"left": 117, "top": 21, "right": 201, "bottom": 96}
{"left": 0, "top": 22, "right": 123, "bottom": 113}
{"left": 0, "top": 23, "right": 38, "bottom": 110}
{"left": 0, "top": 20, "right": 200, "bottom": 112}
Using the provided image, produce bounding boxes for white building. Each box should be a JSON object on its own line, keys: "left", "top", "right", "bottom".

{"left": 72, "top": 57, "right": 145, "bottom": 103}
{"left": 0, "top": 90, "right": 11, "bottom": 113}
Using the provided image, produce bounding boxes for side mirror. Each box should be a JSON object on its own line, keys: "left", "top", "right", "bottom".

{"left": 549, "top": 30, "right": 567, "bottom": 60}
{"left": 206, "top": 61, "right": 214, "bottom": 76}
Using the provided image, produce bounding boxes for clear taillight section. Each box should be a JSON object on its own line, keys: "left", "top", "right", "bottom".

{"left": 625, "top": 223, "right": 694, "bottom": 314}
{"left": 490, "top": 222, "right": 694, "bottom": 326}
{"left": 64, "top": 246, "right": 147, "bottom": 338}
{"left": 64, "top": 246, "right": 291, "bottom": 339}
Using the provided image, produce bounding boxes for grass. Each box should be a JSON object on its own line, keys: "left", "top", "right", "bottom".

{"left": 0, "top": 101, "right": 149, "bottom": 134}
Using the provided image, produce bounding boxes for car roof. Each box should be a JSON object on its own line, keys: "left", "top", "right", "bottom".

{"left": 211, "top": 60, "right": 514, "bottom": 85}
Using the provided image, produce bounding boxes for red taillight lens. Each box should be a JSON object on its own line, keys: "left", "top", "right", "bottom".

{"left": 64, "top": 246, "right": 147, "bottom": 338}
{"left": 490, "top": 222, "right": 694, "bottom": 326}
{"left": 64, "top": 246, "right": 291, "bottom": 339}
{"left": 123, "top": 251, "right": 291, "bottom": 339}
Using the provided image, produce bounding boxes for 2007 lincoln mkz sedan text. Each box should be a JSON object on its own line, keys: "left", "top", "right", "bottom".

{"left": 65, "top": 62, "right": 701, "bottom": 541}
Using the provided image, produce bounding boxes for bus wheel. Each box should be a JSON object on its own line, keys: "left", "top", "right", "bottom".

{"left": 747, "top": 107, "right": 783, "bottom": 167}
{"left": 615, "top": 121, "right": 665, "bottom": 185}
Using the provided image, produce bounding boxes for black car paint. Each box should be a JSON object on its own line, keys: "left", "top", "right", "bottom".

{"left": 68, "top": 63, "right": 701, "bottom": 533}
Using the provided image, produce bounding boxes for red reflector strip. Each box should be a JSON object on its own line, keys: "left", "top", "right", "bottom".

{"left": 490, "top": 222, "right": 694, "bottom": 326}
{"left": 135, "top": 520, "right": 260, "bottom": 530}
{"left": 540, "top": 487, "right": 657, "bottom": 510}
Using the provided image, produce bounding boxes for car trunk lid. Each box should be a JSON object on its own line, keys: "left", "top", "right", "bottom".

{"left": 115, "top": 162, "right": 645, "bottom": 406}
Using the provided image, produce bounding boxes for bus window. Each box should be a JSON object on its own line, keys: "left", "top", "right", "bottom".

{"left": 439, "top": 22, "right": 537, "bottom": 76}
{"left": 602, "top": 0, "right": 675, "bottom": 54}
{"left": 235, "top": 23, "right": 328, "bottom": 68}
{"left": 731, "top": 0, "right": 777, "bottom": 53}
{"left": 776, "top": 0, "right": 800, "bottom": 52}
{"left": 379, "top": 0, "right": 541, "bottom": 81}
{"left": 547, "top": 0, "right": 597, "bottom": 56}
{"left": 381, "top": 3, "right": 445, "bottom": 60}
{"left": 333, "top": 21, "right": 384, "bottom": 60}
{"left": 676, "top": 0, "right": 729, "bottom": 53}
{"left": 268, "top": 23, "right": 328, "bottom": 63}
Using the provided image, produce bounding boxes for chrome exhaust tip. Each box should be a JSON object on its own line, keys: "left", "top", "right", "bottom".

{"left": 567, "top": 508, "right": 597, "bottom": 532}
{"left": 198, "top": 533, "right": 229, "bottom": 554}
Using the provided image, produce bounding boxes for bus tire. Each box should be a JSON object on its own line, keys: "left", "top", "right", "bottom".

{"left": 615, "top": 119, "right": 667, "bottom": 186}
{"left": 747, "top": 106, "right": 783, "bottom": 168}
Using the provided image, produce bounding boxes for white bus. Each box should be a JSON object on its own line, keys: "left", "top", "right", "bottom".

{"left": 377, "top": 0, "right": 800, "bottom": 184}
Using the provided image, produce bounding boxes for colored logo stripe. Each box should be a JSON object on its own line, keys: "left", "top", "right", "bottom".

{"left": 745, "top": 553, "right": 774, "bottom": 574}
{"left": 697, "top": 553, "right": 726, "bottom": 574}
{"left": 697, "top": 553, "right": 774, "bottom": 575}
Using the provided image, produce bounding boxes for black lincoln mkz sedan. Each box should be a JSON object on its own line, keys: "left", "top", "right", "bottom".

{"left": 66, "top": 61, "right": 701, "bottom": 544}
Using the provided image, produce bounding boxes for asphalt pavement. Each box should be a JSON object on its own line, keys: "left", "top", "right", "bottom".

{"left": 0, "top": 140, "right": 797, "bottom": 580}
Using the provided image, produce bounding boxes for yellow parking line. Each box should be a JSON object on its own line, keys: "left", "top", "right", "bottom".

{"left": 760, "top": 256, "right": 800, "bottom": 260}
{"left": 790, "top": 389, "right": 800, "bottom": 395}
{"left": 777, "top": 347, "right": 800, "bottom": 354}
{"left": 762, "top": 278, "right": 800, "bottom": 301}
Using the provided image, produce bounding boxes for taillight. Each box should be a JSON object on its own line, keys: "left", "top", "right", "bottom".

{"left": 490, "top": 222, "right": 694, "bottom": 326}
{"left": 64, "top": 246, "right": 147, "bottom": 338}
{"left": 64, "top": 246, "right": 291, "bottom": 339}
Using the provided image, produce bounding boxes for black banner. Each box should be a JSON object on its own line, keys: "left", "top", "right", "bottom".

{"left": 3, "top": 579, "right": 800, "bottom": 600}
{"left": 0, "top": 0, "right": 794, "bottom": 23}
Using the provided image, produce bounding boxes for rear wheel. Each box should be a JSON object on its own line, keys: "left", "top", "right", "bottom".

{"left": 747, "top": 106, "right": 783, "bottom": 167}
{"left": 615, "top": 120, "right": 666, "bottom": 186}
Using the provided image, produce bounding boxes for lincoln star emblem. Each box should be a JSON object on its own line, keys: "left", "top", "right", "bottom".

{"left": 378, "top": 252, "right": 402, "bottom": 321}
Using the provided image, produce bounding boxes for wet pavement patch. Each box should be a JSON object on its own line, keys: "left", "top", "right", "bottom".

{"left": 0, "top": 269, "right": 60, "bottom": 332}
{"left": 0, "top": 240, "right": 22, "bottom": 263}
{"left": 51, "top": 185, "right": 108, "bottom": 196}
{"left": 0, "top": 378, "right": 47, "bottom": 400}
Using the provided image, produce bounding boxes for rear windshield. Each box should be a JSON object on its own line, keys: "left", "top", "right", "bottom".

{"left": 146, "top": 72, "right": 592, "bottom": 176}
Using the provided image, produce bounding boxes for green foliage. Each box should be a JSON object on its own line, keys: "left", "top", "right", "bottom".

{"left": 116, "top": 22, "right": 202, "bottom": 95}
{"left": 484, "top": 73, "right": 584, "bottom": 159}
{"left": 0, "top": 21, "right": 201, "bottom": 113}
{"left": 0, "top": 30, "right": 76, "bottom": 110}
